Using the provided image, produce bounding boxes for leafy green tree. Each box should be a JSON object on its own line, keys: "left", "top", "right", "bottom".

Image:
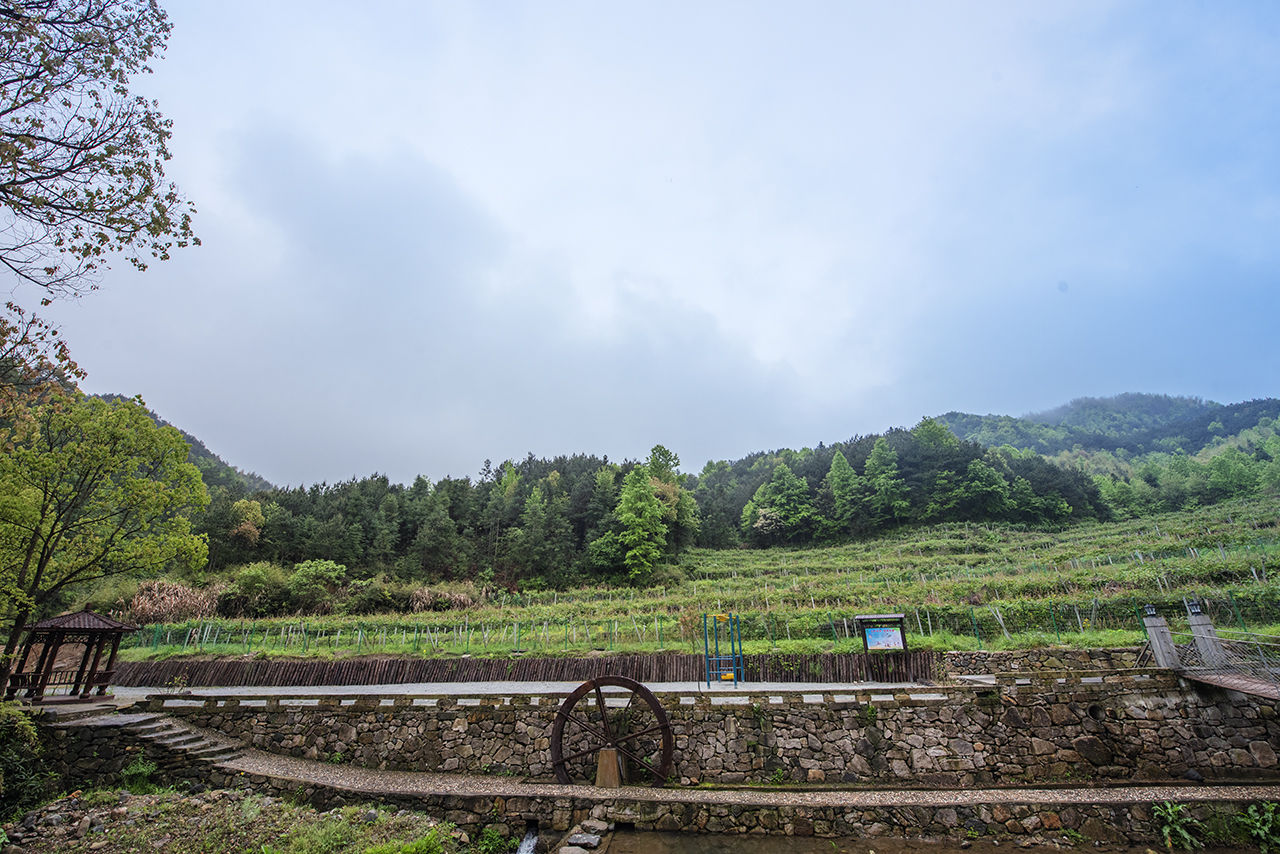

{"left": 863, "top": 438, "right": 910, "bottom": 527}
{"left": 481, "top": 462, "right": 521, "bottom": 566}
{"left": 504, "top": 484, "right": 574, "bottom": 585}
{"left": 1261, "top": 437, "right": 1280, "bottom": 493}
{"left": 286, "top": 559, "right": 346, "bottom": 614}
{"left": 581, "top": 466, "right": 619, "bottom": 542}
{"left": 615, "top": 465, "right": 667, "bottom": 583}
{"left": 229, "top": 499, "right": 265, "bottom": 546}
{"left": 647, "top": 444, "right": 681, "bottom": 484}
{"left": 0, "top": 392, "right": 208, "bottom": 687}
{"left": 216, "top": 561, "right": 289, "bottom": 618}
{"left": 405, "top": 489, "right": 470, "bottom": 581}
{"left": 817, "top": 450, "right": 865, "bottom": 539}
{"left": 955, "top": 459, "right": 1014, "bottom": 519}
{"left": 912, "top": 416, "right": 960, "bottom": 452}
{"left": 0, "top": 0, "right": 198, "bottom": 294}
{"left": 368, "top": 494, "right": 400, "bottom": 565}
{"left": 646, "top": 445, "right": 699, "bottom": 558}
{"left": 1204, "top": 448, "right": 1256, "bottom": 501}
{"left": 741, "top": 463, "right": 816, "bottom": 546}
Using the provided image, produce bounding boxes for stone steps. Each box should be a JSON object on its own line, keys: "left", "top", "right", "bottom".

{"left": 119, "top": 713, "right": 249, "bottom": 770}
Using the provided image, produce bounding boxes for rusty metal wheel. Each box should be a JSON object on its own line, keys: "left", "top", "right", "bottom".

{"left": 549, "top": 675, "right": 674, "bottom": 787}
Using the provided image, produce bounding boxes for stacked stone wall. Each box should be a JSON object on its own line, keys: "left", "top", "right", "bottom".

{"left": 147, "top": 671, "right": 1278, "bottom": 786}
{"left": 942, "top": 647, "right": 1143, "bottom": 675}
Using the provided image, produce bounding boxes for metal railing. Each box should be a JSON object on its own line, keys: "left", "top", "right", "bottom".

{"left": 1170, "top": 626, "right": 1280, "bottom": 689}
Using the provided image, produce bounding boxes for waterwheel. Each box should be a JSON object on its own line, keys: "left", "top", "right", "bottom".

{"left": 549, "top": 675, "right": 674, "bottom": 787}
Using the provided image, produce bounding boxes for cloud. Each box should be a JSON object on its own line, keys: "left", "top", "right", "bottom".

{"left": 33, "top": 1, "right": 1280, "bottom": 486}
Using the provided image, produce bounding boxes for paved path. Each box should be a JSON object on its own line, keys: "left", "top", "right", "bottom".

{"left": 221, "top": 745, "right": 1280, "bottom": 809}
{"left": 112, "top": 680, "right": 920, "bottom": 699}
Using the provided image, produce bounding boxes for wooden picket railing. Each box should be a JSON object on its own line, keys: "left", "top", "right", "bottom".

{"left": 114, "top": 650, "right": 941, "bottom": 688}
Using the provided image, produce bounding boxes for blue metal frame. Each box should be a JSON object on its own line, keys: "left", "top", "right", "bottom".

{"left": 703, "top": 613, "right": 744, "bottom": 687}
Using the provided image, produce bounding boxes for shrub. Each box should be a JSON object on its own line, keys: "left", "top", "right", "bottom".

{"left": 473, "top": 826, "right": 517, "bottom": 854}
{"left": 0, "top": 703, "right": 55, "bottom": 817}
{"left": 121, "top": 754, "right": 158, "bottom": 793}
{"left": 1240, "top": 802, "right": 1280, "bottom": 854}
{"left": 344, "top": 575, "right": 413, "bottom": 615}
{"left": 1155, "top": 801, "right": 1203, "bottom": 851}
{"left": 129, "top": 579, "right": 221, "bottom": 624}
{"left": 409, "top": 586, "right": 476, "bottom": 612}
{"left": 287, "top": 560, "right": 347, "bottom": 615}
{"left": 216, "top": 562, "right": 291, "bottom": 618}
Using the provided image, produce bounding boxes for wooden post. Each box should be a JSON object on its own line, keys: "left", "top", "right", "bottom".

{"left": 83, "top": 635, "right": 108, "bottom": 698}
{"left": 594, "top": 747, "right": 623, "bottom": 788}
{"left": 34, "top": 630, "right": 63, "bottom": 700}
{"left": 71, "top": 637, "right": 95, "bottom": 695}
{"left": 97, "top": 634, "right": 123, "bottom": 696}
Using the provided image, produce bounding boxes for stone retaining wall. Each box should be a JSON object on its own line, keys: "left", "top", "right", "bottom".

{"left": 39, "top": 716, "right": 1270, "bottom": 844}
{"left": 942, "top": 647, "right": 1143, "bottom": 675}
{"left": 146, "top": 670, "right": 1279, "bottom": 787}
{"left": 42, "top": 714, "right": 221, "bottom": 789}
{"left": 196, "top": 770, "right": 1266, "bottom": 846}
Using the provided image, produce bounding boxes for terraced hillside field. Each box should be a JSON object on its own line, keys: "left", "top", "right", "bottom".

{"left": 118, "top": 498, "right": 1279, "bottom": 661}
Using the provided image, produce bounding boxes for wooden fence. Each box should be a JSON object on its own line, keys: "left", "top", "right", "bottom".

{"left": 113, "top": 650, "right": 941, "bottom": 689}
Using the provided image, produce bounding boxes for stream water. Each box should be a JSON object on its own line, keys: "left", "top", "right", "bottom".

{"left": 601, "top": 832, "right": 1248, "bottom": 854}
{"left": 515, "top": 828, "right": 539, "bottom": 854}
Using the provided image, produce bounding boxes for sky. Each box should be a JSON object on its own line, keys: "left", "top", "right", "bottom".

{"left": 28, "top": 1, "right": 1280, "bottom": 487}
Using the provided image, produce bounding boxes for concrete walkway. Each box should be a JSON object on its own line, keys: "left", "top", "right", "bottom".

{"left": 221, "top": 745, "right": 1280, "bottom": 809}
{"left": 111, "top": 679, "right": 919, "bottom": 699}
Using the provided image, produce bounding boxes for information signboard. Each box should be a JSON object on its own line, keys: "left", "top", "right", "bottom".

{"left": 854, "top": 613, "right": 908, "bottom": 653}
{"left": 864, "top": 625, "right": 905, "bottom": 650}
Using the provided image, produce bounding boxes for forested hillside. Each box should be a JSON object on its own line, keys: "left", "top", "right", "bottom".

{"left": 172, "top": 419, "right": 1106, "bottom": 604}
{"left": 98, "top": 394, "right": 274, "bottom": 494}
{"left": 939, "top": 393, "right": 1280, "bottom": 458}
{"left": 939, "top": 394, "right": 1280, "bottom": 519}
{"left": 101, "top": 392, "right": 1278, "bottom": 615}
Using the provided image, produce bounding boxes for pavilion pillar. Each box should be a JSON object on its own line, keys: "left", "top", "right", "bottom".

{"left": 5, "top": 632, "right": 37, "bottom": 700}
{"left": 26, "top": 633, "right": 54, "bottom": 700}
{"left": 34, "top": 630, "right": 63, "bottom": 701}
{"left": 83, "top": 635, "right": 108, "bottom": 698}
{"left": 71, "top": 636, "right": 95, "bottom": 695}
{"left": 97, "top": 634, "right": 123, "bottom": 696}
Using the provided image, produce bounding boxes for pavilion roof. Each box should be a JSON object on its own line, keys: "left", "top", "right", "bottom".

{"left": 30, "top": 609, "right": 138, "bottom": 633}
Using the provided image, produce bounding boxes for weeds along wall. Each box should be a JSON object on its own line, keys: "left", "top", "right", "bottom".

{"left": 144, "top": 672, "right": 1280, "bottom": 786}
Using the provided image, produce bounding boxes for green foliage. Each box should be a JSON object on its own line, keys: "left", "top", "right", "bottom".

{"left": 121, "top": 754, "right": 159, "bottom": 793}
{"left": 472, "top": 826, "right": 517, "bottom": 854}
{"left": 288, "top": 560, "right": 348, "bottom": 615}
{"left": 218, "top": 562, "right": 291, "bottom": 618}
{"left": 1240, "top": 802, "right": 1280, "bottom": 854}
{"left": 0, "top": 0, "right": 198, "bottom": 294}
{"left": 117, "top": 497, "right": 1280, "bottom": 664}
{"left": 344, "top": 575, "right": 413, "bottom": 616}
{"left": 864, "top": 438, "right": 911, "bottom": 527}
{"left": 0, "top": 702, "right": 53, "bottom": 817}
{"left": 742, "top": 464, "right": 817, "bottom": 546}
{"left": 0, "top": 392, "right": 209, "bottom": 668}
{"left": 1154, "top": 801, "right": 1203, "bottom": 851}
{"left": 616, "top": 466, "right": 667, "bottom": 583}
{"left": 362, "top": 827, "right": 447, "bottom": 853}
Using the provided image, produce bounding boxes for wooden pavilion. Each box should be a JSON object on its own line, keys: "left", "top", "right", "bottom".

{"left": 4, "top": 610, "right": 137, "bottom": 702}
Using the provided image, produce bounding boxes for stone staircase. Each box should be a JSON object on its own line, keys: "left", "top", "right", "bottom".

{"left": 125, "top": 713, "right": 247, "bottom": 767}
{"left": 41, "top": 703, "right": 249, "bottom": 788}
